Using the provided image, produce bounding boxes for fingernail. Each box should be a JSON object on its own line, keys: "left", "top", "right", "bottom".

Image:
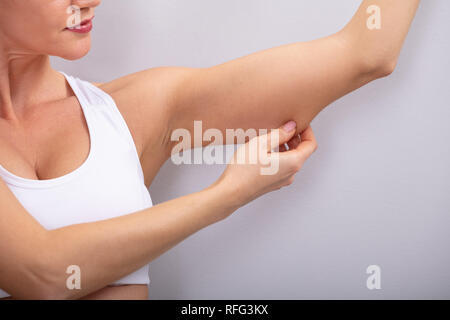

{"left": 283, "top": 121, "right": 296, "bottom": 132}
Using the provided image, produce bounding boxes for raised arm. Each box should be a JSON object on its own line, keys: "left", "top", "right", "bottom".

{"left": 165, "top": 0, "right": 421, "bottom": 150}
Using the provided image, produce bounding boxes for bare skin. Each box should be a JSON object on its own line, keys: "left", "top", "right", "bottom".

{"left": 0, "top": 0, "right": 421, "bottom": 299}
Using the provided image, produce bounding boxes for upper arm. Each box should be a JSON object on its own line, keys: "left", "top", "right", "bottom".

{"left": 0, "top": 177, "right": 48, "bottom": 297}
{"left": 169, "top": 34, "right": 368, "bottom": 151}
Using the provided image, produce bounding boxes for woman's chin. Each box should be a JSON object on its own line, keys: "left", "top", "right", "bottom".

{"left": 55, "top": 40, "right": 92, "bottom": 61}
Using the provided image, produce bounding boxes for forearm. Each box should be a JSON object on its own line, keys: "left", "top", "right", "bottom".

{"left": 20, "top": 183, "right": 239, "bottom": 299}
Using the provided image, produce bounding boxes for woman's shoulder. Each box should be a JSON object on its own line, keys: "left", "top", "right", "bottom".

{"left": 92, "top": 67, "right": 194, "bottom": 136}
{"left": 88, "top": 68, "right": 189, "bottom": 167}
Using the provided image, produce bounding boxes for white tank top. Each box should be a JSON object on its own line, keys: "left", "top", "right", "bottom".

{"left": 0, "top": 72, "right": 153, "bottom": 298}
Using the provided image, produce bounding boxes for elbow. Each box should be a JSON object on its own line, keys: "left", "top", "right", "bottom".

{"left": 27, "top": 253, "right": 73, "bottom": 300}
{"left": 7, "top": 252, "right": 72, "bottom": 300}
{"left": 335, "top": 30, "right": 398, "bottom": 80}
{"left": 363, "top": 55, "right": 398, "bottom": 79}
{"left": 373, "top": 59, "right": 397, "bottom": 78}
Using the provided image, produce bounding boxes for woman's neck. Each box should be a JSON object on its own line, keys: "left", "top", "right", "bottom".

{"left": 0, "top": 48, "right": 63, "bottom": 122}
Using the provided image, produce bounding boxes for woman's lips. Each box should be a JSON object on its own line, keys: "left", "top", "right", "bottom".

{"left": 65, "top": 16, "right": 94, "bottom": 34}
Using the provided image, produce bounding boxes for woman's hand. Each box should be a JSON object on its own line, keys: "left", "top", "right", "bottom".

{"left": 214, "top": 121, "right": 318, "bottom": 209}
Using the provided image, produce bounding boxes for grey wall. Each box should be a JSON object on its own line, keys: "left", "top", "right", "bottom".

{"left": 52, "top": 0, "right": 450, "bottom": 299}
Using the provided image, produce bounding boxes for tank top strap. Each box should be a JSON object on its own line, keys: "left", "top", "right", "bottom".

{"left": 59, "top": 71, "right": 146, "bottom": 184}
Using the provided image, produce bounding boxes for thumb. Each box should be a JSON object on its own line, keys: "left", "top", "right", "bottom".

{"left": 265, "top": 120, "right": 297, "bottom": 150}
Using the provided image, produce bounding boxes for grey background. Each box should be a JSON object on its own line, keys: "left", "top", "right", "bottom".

{"left": 52, "top": 0, "right": 450, "bottom": 299}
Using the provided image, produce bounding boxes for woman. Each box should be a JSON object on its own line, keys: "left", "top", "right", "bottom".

{"left": 0, "top": 0, "right": 421, "bottom": 299}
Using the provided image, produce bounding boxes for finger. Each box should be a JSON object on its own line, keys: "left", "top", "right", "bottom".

{"left": 265, "top": 120, "right": 297, "bottom": 150}
{"left": 287, "top": 133, "right": 301, "bottom": 150}
{"left": 293, "top": 125, "right": 318, "bottom": 160}
{"left": 299, "top": 125, "right": 316, "bottom": 143}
